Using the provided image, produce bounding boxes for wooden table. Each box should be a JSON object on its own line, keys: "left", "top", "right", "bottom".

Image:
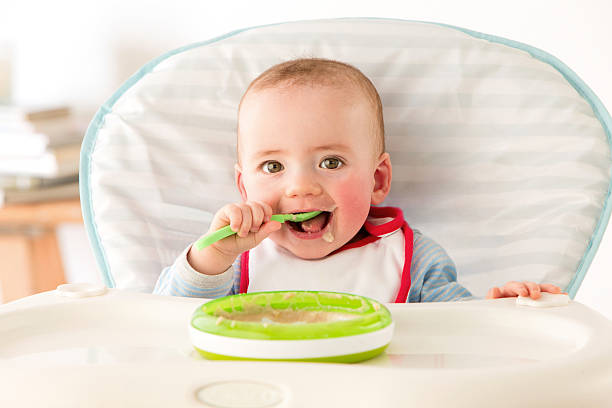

{"left": 0, "top": 199, "right": 82, "bottom": 303}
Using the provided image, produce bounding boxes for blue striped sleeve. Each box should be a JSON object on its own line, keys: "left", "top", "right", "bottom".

{"left": 153, "top": 246, "right": 241, "bottom": 298}
{"left": 407, "top": 232, "right": 473, "bottom": 302}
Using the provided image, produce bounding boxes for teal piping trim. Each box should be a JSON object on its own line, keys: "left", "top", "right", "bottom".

{"left": 81, "top": 18, "right": 612, "bottom": 295}
{"left": 80, "top": 107, "right": 114, "bottom": 287}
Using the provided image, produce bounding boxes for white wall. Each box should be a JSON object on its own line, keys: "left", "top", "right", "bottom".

{"left": 2, "top": 0, "right": 611, "bottom": 317}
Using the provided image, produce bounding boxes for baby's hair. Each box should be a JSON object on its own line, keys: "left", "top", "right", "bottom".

{"left": 238, "top": 58, "right": 385, "bottom": 156}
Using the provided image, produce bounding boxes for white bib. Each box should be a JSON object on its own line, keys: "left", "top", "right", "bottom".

{"left": 245, "top": 217, "right": 406, "bottom": 303}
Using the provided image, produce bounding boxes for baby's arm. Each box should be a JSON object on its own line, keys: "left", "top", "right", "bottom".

{"left": 410, "top": 233, "right": 473, "bottom": 302}
{"left": 486, "top": 282, "right": 563, "bottom": 299}
{"left": 153, "top": 251, "right": 239, "bottom": 297}
{"left": 153, "top": 201, "right": 281, "bottom": 298}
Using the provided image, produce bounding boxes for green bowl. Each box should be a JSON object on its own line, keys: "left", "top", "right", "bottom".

{"left": 189, "top": 291, "right": 394, "bottom": 363}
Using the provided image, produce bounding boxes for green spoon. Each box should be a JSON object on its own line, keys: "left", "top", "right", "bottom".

{"left": 194, "top": 211, "right": 322, "bottom": 250}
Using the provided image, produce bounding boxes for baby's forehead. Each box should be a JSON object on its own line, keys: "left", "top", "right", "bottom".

{"left": 240, "top": 85, "right": 371, "bottom": 129}
{"left": 243, "top": 80, "right": 369, "bottom": 105}
{"left": 238, "top": 83, "right": 376, "bottom": 136}
{"left": 237, "top": 82, "right": 381, "bottom": 162}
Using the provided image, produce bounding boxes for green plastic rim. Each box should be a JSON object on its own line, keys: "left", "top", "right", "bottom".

{"left": 194, "top": 344, "right": 390, "bottom": 363}
{"left": 191, "top": 291, "right": 392, "bottom": 340}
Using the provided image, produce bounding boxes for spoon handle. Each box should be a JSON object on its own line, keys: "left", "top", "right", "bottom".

{"left": 194, "top": 225, "right": 236, "bottom": 250}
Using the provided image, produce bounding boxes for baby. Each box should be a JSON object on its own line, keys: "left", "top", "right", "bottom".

{"left": 154, "top": 58, "right": 562, "bottom": 302}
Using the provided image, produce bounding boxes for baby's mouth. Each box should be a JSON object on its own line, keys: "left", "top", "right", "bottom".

{"left": 287, "top": 211, "right": 332, "bottom": 233}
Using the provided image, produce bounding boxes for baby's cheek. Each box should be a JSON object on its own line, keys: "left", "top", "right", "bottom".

{"left": 334, "top": 176, "right": 372, "bottom": 218}
{"left": 244, "top": 178, "right": 278, "bottom": 203}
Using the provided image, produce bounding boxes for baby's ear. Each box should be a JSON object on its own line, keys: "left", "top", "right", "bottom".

{"left": 371, "top": 152, "right": 392, "bottom": 205}
{"left": 234, "top": 163, "right": 248, "bottom": 201}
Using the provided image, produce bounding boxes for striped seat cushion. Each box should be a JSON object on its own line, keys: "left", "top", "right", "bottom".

{"left": 80, "top": 18, "right": 612, "bottom": 297}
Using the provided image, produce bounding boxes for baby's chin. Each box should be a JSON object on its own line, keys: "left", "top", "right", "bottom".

{"left": 269, "top": 235, "right": 345, "bottom": 260}
{"left": 287, "top": 246, "right": 337, "bottom": 260}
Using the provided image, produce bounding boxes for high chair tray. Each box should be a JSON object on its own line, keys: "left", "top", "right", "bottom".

{"left": 1, "top": 288, "right": 611, "bottom": 407}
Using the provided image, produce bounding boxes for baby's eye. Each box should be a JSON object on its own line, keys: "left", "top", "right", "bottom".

{"left": 320, "top": 157, "right": 343, "bottom": 169}
{"left": 262, "top": 161, "right": 284, "bottom": 173}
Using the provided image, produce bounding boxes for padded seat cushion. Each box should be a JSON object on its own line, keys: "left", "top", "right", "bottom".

{"left": 80, "top": 18, "right": 612, "bottom": 297}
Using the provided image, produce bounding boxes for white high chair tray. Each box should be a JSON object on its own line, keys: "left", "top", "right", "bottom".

{"left": 1, "top": 288, "right": 611, "bottom": 407}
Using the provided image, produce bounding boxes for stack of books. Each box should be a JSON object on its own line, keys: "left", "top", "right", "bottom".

{"left": 0, "top": 105, "right": 88, "bottom": 206}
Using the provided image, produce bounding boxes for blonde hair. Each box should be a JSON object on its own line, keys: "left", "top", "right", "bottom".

{"left": 237, "top": 58, "right": 385, "bottom": 156}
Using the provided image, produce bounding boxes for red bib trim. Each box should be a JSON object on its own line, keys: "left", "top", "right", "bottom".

{"left": 240, "top": 206, "right": 413, "bottom": 303}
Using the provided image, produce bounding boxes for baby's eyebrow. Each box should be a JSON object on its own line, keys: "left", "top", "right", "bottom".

{"left": 253, "top": 149, "right": 284, "bottom": 159}
{"left": 313, "top": 144, "right": 351, "bottom": 152}
{"left": 253, "top": 144, "right": 351, "bottom": 159}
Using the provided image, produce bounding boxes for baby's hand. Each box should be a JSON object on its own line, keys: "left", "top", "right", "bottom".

{"left": 486, "top": 281, "right": 563, "bottom": 300}
{"left": 210, "top": 201, "right": 281, "bottom": 253}
{"left": 188, "top": 201, "right": 282, "bottom": 275}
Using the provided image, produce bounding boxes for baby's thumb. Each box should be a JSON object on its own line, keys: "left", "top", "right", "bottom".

{"left": 252, "top": 221, "right": 282, "bottom": 246}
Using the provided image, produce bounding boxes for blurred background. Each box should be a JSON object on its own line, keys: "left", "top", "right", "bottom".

{"left": 0, "top": 0, "right": 610, "bottom": 317}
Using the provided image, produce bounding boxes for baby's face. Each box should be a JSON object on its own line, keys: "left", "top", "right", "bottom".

{"left": 236, "top": 84, "right": 389, "bottom": 259}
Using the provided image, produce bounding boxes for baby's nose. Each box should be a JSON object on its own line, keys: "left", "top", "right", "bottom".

{"left": 284, "top": 172, "right": 323, "bottom": 198}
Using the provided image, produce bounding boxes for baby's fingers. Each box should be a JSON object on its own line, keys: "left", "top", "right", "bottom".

{"left": 233, "top": 201, "right": 277, "bottom": 238}
{"left": 539, "top": 283, "right": 563, "bottom": 295}
{"left": 500, "top": 281, "right": 529, "bottom": 297}
{"left": 525, "top": 281, "right": 541, "bottom": 299}
{"left": 244, "top": 201, "right": 268, "bottom": 233}
{"left": 485, "top": 287, "right": 502, "bottom": 299}
{"left": 486, "top": 283, "right": 526, "bottom": 299}
{"left": 260, "top": 201, "right": 274, "bottom": 223}
{"left": 486, "top": 281, "right": 563, "bottom": 300}
{"left": 221, "top": 204, "right": 243, "bottom": 233}
{"left": 236, "top": 204, "right": 253, "bottom": 237}
{"left": 520, "top": 282, "right": 562, "bottom": 299}
{"left": 217, "top": 204, "right": 252, "bottom": 237}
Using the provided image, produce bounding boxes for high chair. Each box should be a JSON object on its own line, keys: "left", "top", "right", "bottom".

{"left": 1, "top": 18, "right": 611, "bottom": 407}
